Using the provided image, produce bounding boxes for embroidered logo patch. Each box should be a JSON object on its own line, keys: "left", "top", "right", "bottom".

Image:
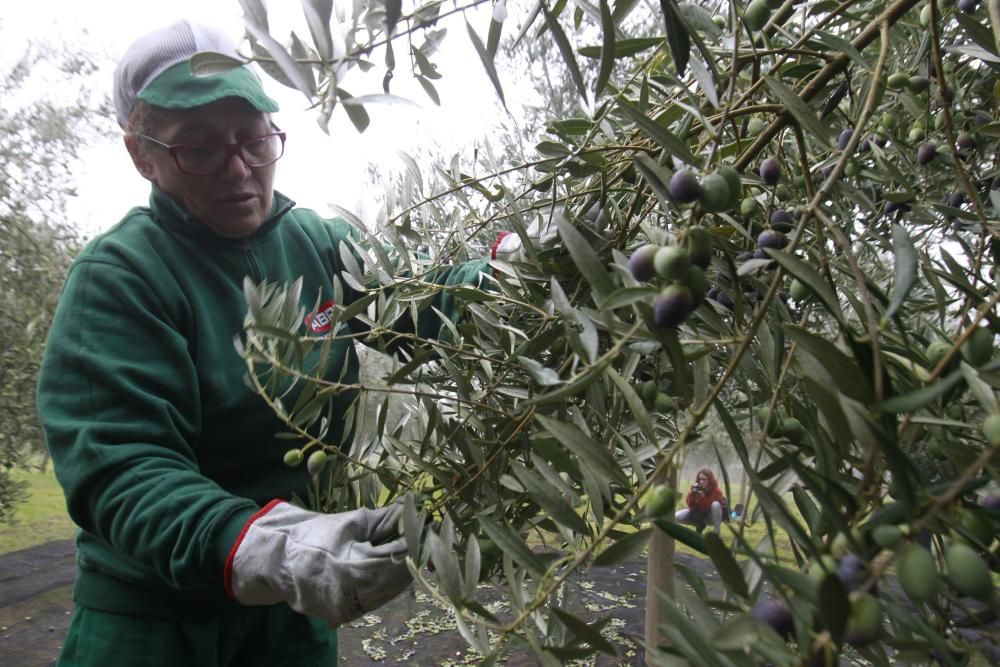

{"left": 305, "top": 299, "right": 336, "bottom": 333}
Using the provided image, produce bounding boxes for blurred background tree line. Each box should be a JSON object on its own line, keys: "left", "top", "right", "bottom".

{"left": 0, "top": 39, "right": 111, "bottom": 523}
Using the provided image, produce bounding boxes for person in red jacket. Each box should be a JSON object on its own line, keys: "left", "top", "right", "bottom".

{"left": 675, "top": 468, "right": 727, "bottom": 534}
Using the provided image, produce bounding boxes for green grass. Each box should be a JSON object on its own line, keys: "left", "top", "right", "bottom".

{"left": 0, "top": 465, "right": 76, "bottom": 555}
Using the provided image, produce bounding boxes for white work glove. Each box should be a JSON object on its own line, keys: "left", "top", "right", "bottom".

{"left": 492, "top": 205, "right": 608, "bottom": 263}
{"left": 224, "top": 500, "right": 412, "bottom": 627}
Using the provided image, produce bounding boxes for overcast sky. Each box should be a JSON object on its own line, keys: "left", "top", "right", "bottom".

{"left": 3, "top": 0, "right": 524, "bottom": 239}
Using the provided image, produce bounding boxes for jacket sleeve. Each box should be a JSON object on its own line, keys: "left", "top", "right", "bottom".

{"left": 36, "top": 254, "right": 256, "bottom": 591}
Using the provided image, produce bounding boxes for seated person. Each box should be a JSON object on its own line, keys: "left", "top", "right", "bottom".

{"left": 675, "top": 468, "right": 727, "bottom": 534}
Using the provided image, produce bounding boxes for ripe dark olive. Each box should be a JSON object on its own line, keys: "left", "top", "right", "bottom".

{"left": 669, "top": 170, "right": 703, "bottom": 203}
{"left": 769, "top": 209, "right": 794, "bottom": 232}
{"left": 759, "top": 157, "right": 781, "bottom": 185}
{"left": 751, "top": 597, "right": 794, "bottom": 638}
{"left": 917, "top": 142, "right": 937, "bottom": 165}
{"left": 972, "top": 110, "right": 992, "bottom": 125}
{"left": 956, "top": 132, "right": 977, "bottom": 152}
{"left": 653, "top": 284, "right": 694, "bottom": 328}
{"left": 884, "top": 200, "right": 910, "bottom": 215}
{"left": 757, "top": 229, "right": 788, "bottom": 249}
{"left": 836, "top": 553, "right": 867, "bottom": 592}
{"left": 628, "top": 244, "right": 660, "bottom": 282}
{"left": 736, "top": 250, "right": 754, "bottom": 261}
{"left": 981, "top": 495, "right": 1000, "bottom": 510}
{"left": 959, "top": 0, "right": 979, "bottom": 12}
{"left": 714, "top": 290, "right": 735, "bottom": 310}
{"left": 945, "top": 191, "right": 965, "bottom": 209}
{"left": 752, "top": 248, "right": 769, "bottom": 260}
{"left": 837, "top": 128, "right": 854, "bottom": 150}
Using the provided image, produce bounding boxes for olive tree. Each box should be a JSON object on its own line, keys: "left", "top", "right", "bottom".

{"left": 225, "top": 0, "right": 999, "bottom": 664}
{"left": 0, "top": 41, "right": 108, "bottom": 522}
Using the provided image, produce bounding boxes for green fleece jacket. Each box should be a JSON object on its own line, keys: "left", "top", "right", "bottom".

{"left": 37, "top": 185, "right": 488, "bottom": 620}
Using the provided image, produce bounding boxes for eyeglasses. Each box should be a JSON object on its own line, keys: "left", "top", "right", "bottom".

{"left": 139, "top": 131, "right": 286, "bottom": 176}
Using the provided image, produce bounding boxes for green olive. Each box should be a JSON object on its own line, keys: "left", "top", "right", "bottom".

{"left": 898, "top": 545, "right": 940, "bottom": 602}
{"left": 700, "top": 173, "right": 733, "bottom": 213}
{"left": 642, "top": 484, "right": 677, "bottom": 517}
{"left": 744, "top": 0, "right": 771, "bottom": 31}
{"left": 307, "top": 449, "right": 329, "bottom": 476}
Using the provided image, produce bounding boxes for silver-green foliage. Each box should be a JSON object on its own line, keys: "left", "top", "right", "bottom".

{"left": 237, "top": 0, "right": 1000, "bottom": 664}
{"left": 1, "top": 41, "right": 108, "bottom": 522}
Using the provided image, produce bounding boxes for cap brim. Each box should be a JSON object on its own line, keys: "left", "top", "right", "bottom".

{"left": 138, "top": 61, "right": 279, "bottom": 114}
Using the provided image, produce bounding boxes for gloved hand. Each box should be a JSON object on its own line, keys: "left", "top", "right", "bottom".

{"left": 492, "top": 205, "right": 608, "bottom": 263}
{"left": 224, "top": 500, "right": 412, "bottom": 627}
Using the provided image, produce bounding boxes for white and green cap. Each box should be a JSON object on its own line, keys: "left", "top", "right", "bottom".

{"left": 112, "top": 20, "right": 279, "bottom": 128}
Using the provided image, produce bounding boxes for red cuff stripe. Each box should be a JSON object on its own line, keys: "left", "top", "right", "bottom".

{"left": 223, "top": 498, "right": 285, "bottom": 599}
{"left": 490, "top": 232, "right": 512, "bottom": 260}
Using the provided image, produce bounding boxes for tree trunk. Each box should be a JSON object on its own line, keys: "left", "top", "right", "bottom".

{"left": 644, "top": 466, "right": 677, "bottom": 663}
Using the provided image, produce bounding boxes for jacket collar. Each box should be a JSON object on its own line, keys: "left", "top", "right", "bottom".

{"left": 148, "top": 184, "right": 296, "bottom": 244}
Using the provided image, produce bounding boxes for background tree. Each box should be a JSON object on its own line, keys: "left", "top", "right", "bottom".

{"left": 226, "top": 0, "right": 999, "bottom": 664}
{"left": 0, "top": 40, "right": 110, "bottom": 522}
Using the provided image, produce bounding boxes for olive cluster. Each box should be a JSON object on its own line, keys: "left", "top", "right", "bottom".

{"left": 634, "top": 379, "right": 687, "bottom": 415}
{"left": 667, "top": 165, "right": 742, "bottom": 213}
{"left": 831, "top": 44, "right": 994, "bottom": 226}
{"left": 752, "top": 493, "right": 999, "bottom": 659}
{"left": 754, "top": 405, "right": 805, "bottom": 442}
{"left": 628, "top": 226, "right": 713, "bottom": 329}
